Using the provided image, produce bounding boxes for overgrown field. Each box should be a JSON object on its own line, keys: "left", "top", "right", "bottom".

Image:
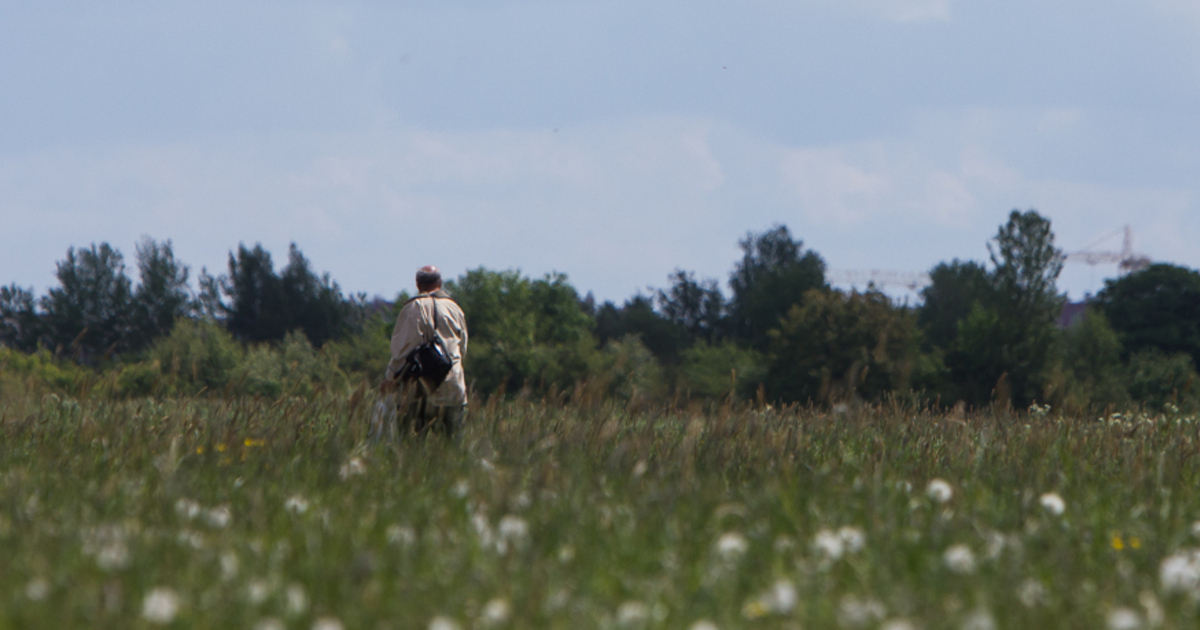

{"left": 3, "top": 392, "right": 1200, "bottom": 629}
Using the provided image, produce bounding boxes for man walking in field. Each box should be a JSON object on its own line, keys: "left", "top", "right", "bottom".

{"left": 381, "top": 265, "right": 469, "bottom": 439}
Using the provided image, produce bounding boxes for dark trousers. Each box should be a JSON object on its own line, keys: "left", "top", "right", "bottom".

{"left": 397, "top": 397, "right": 464, "bottom": 440}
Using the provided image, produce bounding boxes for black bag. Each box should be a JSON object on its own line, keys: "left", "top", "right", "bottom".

{"left": 397, "top": 296, "right": 454, "bottom": 389}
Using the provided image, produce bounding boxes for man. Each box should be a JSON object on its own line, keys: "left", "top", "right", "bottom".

{"left": 383, "top": 265, "right": 469, "bottom": 439}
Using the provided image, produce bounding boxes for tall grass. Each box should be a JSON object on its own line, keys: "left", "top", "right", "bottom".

{"left": 2, "top": 390, "right": 1199, "bottom": 628}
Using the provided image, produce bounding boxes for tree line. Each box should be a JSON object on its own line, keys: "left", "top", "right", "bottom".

{"left": 3, "top": 210, "right": 1200, "bottom": 411}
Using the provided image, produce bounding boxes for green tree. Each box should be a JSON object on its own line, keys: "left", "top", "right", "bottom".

{"left": 1049, "top": 310, "right": 1127, "bottom": 411}
{"left": 764, "top": 288, "right": 920, "bottom": 404}
{"left": 1095, "top": 264, "right": 1200, "bottom": 369}
{"left": 41, "top": 243, "right": 133, "bottom": 362}
{"left": 918, "top": 259, "right": 991, "bottom": 352}
{"left": 595, "top": 296, "right": 689, "bottom": 365}
{"left": 279, "top": 244, "right": 355, "bottom": 347}
{"left": 0, "top": 284, "right": 41, "bottom": 352}
{"left": 728, "top": 225, "right": 826, "bottom": 349}
{"left": 656, "top": 269, "right": 725, "bottom": 344}
{"left": 128, "top": 237, "right": 192, "bottom": 351}
{"left": 449, "top": 268, "right": 597, "bottom": 395}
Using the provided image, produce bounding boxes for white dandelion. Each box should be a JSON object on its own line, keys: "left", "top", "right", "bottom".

{"left": 1160, "top": 549, "right": 1200, "bottom": 595}
{"left": 481, "top": 598, "right": 511, "bottom": 627}
{"left": 497, "top": 515, "right": 529, "bottom": 554}
{"left": 25, "top": 578, "right": 50, "bottom": 601}
{"left": 944, "top": 544, "right": 977, "bottom": 575}
{"left": 284, "top": 495, "right": 310, "bottom": 515}
{"left": 689, "top": 621, "right": 719, "bottom": 630}
{"left": 813, "top": 529, "right": 844, "bottom": 560}
{"left": 1017, "top": 579, "right": 1048, "bottom": 608}
{"left": 617, "top": 601, "right": 650, "bottom": 627}
{"left": 219, "top": 551, "right": 239, "bottom": 581}
{"left": 387, "top": 524, "right": 417, "bottom": 547}
{"left": 881, "top": 619, "right": 917, "bottom": 630}
{"left": 285, "top": 584, "right": 308, "bottom": 616}
{"left": 961, "top": 609, "right": 996, "bottom": 630}
{"left": 142, "top": 587, "right": 182, "bottom": 624}
{"left": 204, "top": 505, "right": 232, "bottom": 528}
{"left": 715, "top": 532, "right": 749, "bottom": 561}
{"left": 838, "top": 526, "right": 866, "bottom": 553}
{"left": 338, "top": 457, "right": 366, "bottom": 480}
{"left": 175, "top": 498, "right": 202, "bottom": 520}
{"left": 1039, "top": 493, "right": 1066, "bottom": 516}
{"left": 254, "top": 618, "right": 285, "bottom": 630}
{"left": 1106, "top": 607, "right": 1143, "bottom": 630}
{"left": 836, "top": 596, "right": 886, "bottom": 628}
{"left": 427, "top": 616, "right": 460, "bottom": 630}
{"left": 926, "top": 479, "right": 954, "bottom": 503}
{"left": 313, "top": 617, "right": 345, "bottom": 630}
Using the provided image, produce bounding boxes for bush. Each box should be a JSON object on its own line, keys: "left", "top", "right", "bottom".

{"left": 1125, "top": 350, "right": 1200, "bottom": 412}
{"left": 148, "top": 318, "right": 243, "bottom": 395}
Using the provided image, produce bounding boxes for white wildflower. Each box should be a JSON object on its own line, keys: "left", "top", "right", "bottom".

{"left": 175, "top": 498, "right": 202, "bottom": 520}
{"left": 769, "top": 580, "right": 798, "bottom": 613}
{"left": 1039, "top": 493, "right": 1066, "bottom": 516}
{"left": 1017, "top": 579, "right": 1048, "bottom": 608}
{"left": 25, "top": 578, "right": 49, "bottom": 601}
{"left": 338, "top": 457, "right": 366, "bottom": 480}
{"left": 1191, "top": 520, "right": 1200, "bottom": 539}
{"left": 838, "top": 526, "right": 866, "bottom": 553}
{"left": 944, "top": 544, "right": 977, "bottom": 574}
{"left": 881, "top": 619, "right": 917, "bottom": 630}
{"left": 254, "top": 618, "right": 285, "bottom": 630}
{"left": 286, "top": 584, "right": 308, "bottom": 616}
{"left": 813, "top": 529, "right": 844, "bottom": 560}
{"left": 1139, "top": 590, "right": 1164, "bottom": 627}
{"left": 961, "top": 609, "right": 996, "bottom": 630}
{"left": 1161, "top": 549, "right": 1200, "bottom": 595}
{"left": 284, "top": 495, "right": 310, "bottom": 515}
{"left": 689, "top": 621, "right": 720, "bottom": 630}
{"left": 176, "top": 530, "right": 205, "bottom": 550}
{"left": 247, "top": 579, "right": 272, "bottom": 604}
{"left": 836, "top": 596, "right": 886, "bottom": 628}
{"left": 1107, "top": 607, "right": 1143, "bottom": 630}
{"left": 142, "top": 587, "right": 182, "bottom": 624}
{"left": 558, "top": 545, "right": 576, "bottom": 563}
{"left": 481, "top": 598, "right": 511, "bottom": 627}
{"left": 95, "top": 541, "right": 131, "bottom": 570}
{"left": 715, "top": 532, "right": 749, "bottom": 561}
{"left": 926, "top": 479, "right": 954, "bottom": 503}
{"left": 452, "top": 479, "right": 470, "bottom": 498}
{"left": 497, "top": 515, "right": 529, "bottom": 554}
{"left": 219, "top": 551, "right": 239, "bottom": 581}
{"left": 204, "top": 506, "right": 232, "bottom": 528}
{"left": 617, "top": 600, "right": 650, "bottom": 627}
{"left": 387, "top": 524, "right": 417, "bottom": 546}
{"left": 313, "top": 617, "right": 345, "bottom": 630}
{"left": 428, "top": 616, "right": 460, "bottom": 630}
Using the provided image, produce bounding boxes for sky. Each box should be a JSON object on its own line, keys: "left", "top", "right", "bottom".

{"left": 3, "top": 0, "right": 1200, "bottom": 304}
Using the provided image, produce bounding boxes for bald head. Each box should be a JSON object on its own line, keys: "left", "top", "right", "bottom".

{"left": 416, "top": 265, "right": 442, "bottom": 293}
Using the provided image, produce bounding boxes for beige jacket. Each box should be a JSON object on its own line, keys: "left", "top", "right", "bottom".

{"left": 386, "top": 290, "right": 469, "bottom": 407}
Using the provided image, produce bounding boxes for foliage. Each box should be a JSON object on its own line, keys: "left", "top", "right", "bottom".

{"left": 918, "top": 259, "right": 990, "bottom": 352}
{"left": 209, "top": 243, "right": 356, "bottom": 347}
{"left": 595, "top": 296, "right": 689, "bottom": 365}
{"left": 0, "top": 284, "right": 41, "bottom": 353}
{"left": 40, "top": 242, "right": 134, "bottom": 363}
{"left": 675, "top": 340, "right": 765, "bottom": 401}
{"left": 144, "top": 318, "right": 244, "bottom": 395}
{"left": 727, "top": 225, "right": 826, "bottom": 349}
{"left": 656, "top": 270, "right": 725, "bottom": 344}
{"left": 127, "top": 237, "right": 192, "bottom": 352}
{"left": 1096, "top": 263, "right": 1200, "bottom": 369}
{"left": 449, "top": 268, "right": 597, "bottom": 394}
{"left": 1046, "top": 309, "right": 1127, "bottom": 412}
{"left": 765, "top": 288, "right": 920, "bottom": 404}
{"left": 1125, "top": 349, "right": 1200, "bottom": 412}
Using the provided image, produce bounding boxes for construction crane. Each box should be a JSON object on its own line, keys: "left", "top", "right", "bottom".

{"left": 1063, "top": 225, "right": 1151, "bottom": 275}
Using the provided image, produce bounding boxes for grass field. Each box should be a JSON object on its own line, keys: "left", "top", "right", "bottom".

{"left": 3, "top": 391, "right": 1200, "bottom": 629}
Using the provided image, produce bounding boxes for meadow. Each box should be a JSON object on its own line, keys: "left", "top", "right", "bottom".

{"left": 3, "top": 390, "right": 1200, "bottom": 629}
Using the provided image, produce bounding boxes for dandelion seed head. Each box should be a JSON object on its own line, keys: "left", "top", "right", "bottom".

{"left": 1106, "top": 607, "right": 1143, "bottom": 630}
{"left": 616, "top": 600, "right": 650, "bottom": 627}
{"left": 1017, "top": 579, "right": 1048, "bottom": 608}
{"left": 25, "top": 578, "right": 49, "bottom": 601}
{"left": 1039, "top": 493, "right": 1066, "bottom": 516}
{"left": 813, "top": 529, "right": 844, "bottom": 560}
{"left": 387, "top": 524, "right": 417, "bottom": 546}
{"left": 961, "top": 609, "right": 996, "bottom": 630}
{"left": 219, "top": 551, "right": 239, "bottom": 581}
{"left": 142, "top": 587, "right": 181, "bottom": 624}
{"left": 944, "top": 544, "right": 977, "bottom": 574}
{"left": 715, "top": 532, "right": 749, "bottom": 561}
{"left": 204, "top": 506, "right": 232, "bottom": 528}
{"left": 452, "top": 479, "right": 470, "bottom": 498}
{"left": 1159, "top": 549, "right": 1200, "bottom": 595}
{"left": 881, "top": 619, "right": 917, "bottom": 630}
{"left": 313, "top": 617, "right": 345, "bottom": 630}
{"left": 175, "top": 498, "right": 202, "bottom": 520}
{"left": 836, "top": 596, "right": 886, "bottom": 628}
{"left": 427, "top": 616, "right": 460, "bottom": 630}
{"left": 284, "top": 495, "right": 309, "bottom": 515}
{"left": 926, "top": 479, "right": 954, "bottom": 503}
{"left": 689, "top": 621, "right": 720, "bottom": 630}
{"left": 481, "top": 598, "right": 510, "bottom": 626}
{"left": 838, "top": 526, "right": 866, "bottom": 553}
{"left": 247, "top": 579, "right": 272, "bottom": 605}
{"left": 338, "top": 458, "right": 366, "bottom": 480}
{"left": 285, "top": 584, "right": 308, "bottom": 616}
